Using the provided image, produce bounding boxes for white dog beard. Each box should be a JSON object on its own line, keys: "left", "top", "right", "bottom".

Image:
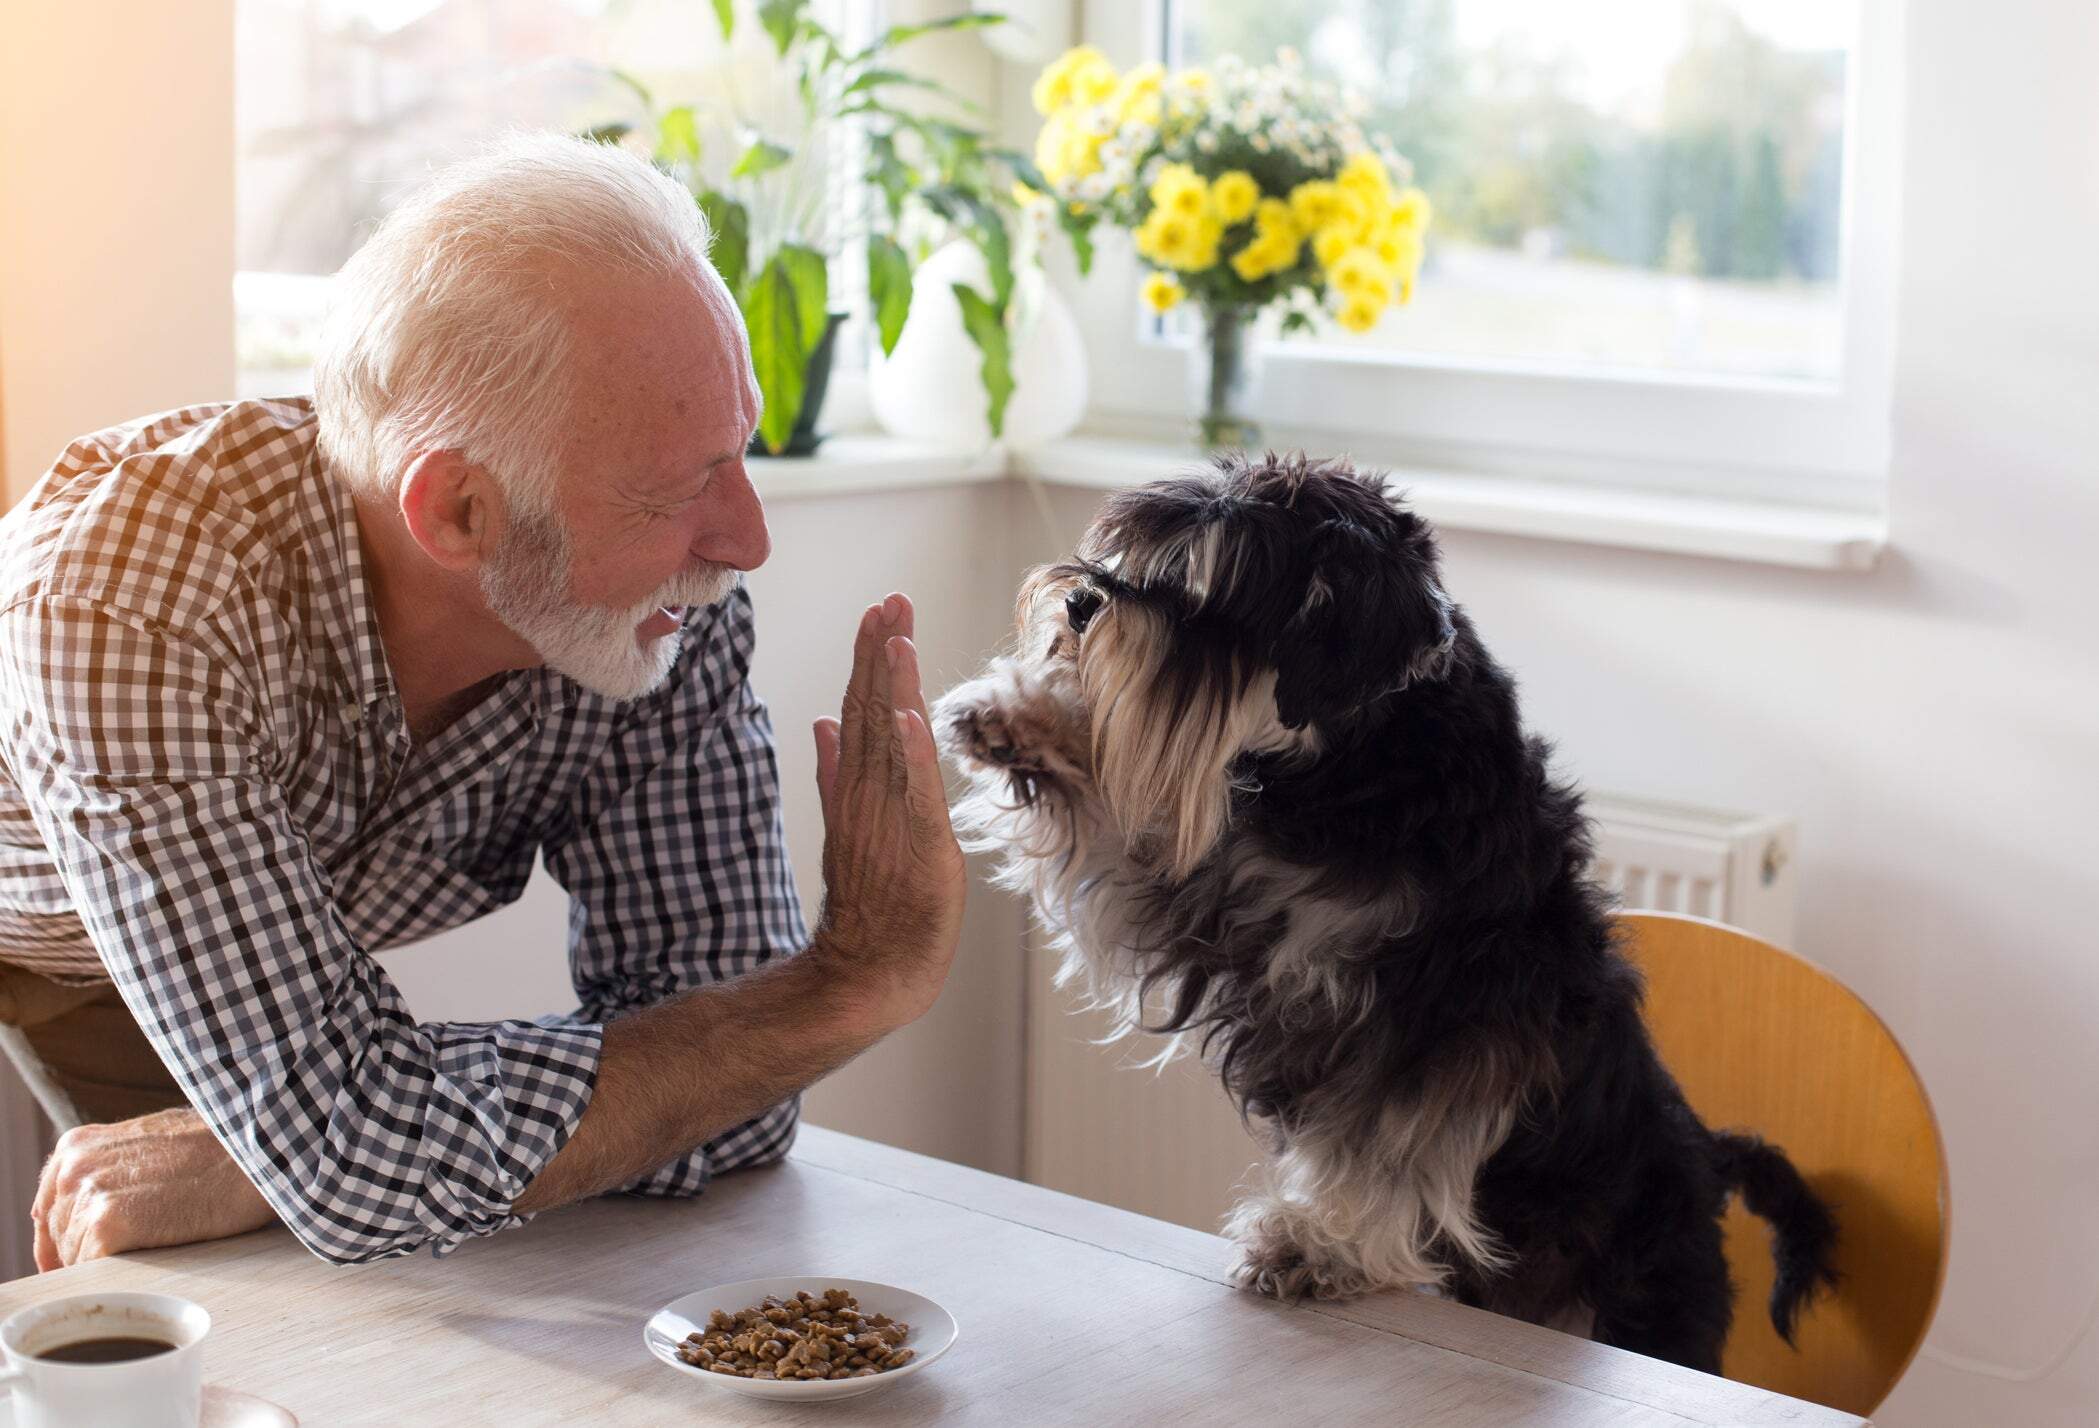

{"left": 480, "top": 510, "right": 737, "bottom": 701}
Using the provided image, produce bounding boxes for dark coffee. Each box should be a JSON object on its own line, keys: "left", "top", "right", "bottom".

{"left": 33, "top": 1335, "right": 178, "bottom": 1364}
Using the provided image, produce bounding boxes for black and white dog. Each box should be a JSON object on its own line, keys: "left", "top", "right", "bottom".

{"left": 934, "top": 453, "right": 1836, "bottom": 1372}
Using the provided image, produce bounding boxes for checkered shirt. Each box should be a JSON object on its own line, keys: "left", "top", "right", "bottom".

{"left": 0, "top": 398, "right": 807, "bottom": 1263}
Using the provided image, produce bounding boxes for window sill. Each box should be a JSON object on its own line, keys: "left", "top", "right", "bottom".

{"left": 753, "top": 432, "right": 1887, "bottom": 573}
{"left": 749, "top": 435, "right": 1006, "bottom": 500}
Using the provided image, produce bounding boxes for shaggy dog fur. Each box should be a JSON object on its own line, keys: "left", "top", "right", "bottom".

{"left": 934, "top": 452, "right": 1837, "bottom": 1372}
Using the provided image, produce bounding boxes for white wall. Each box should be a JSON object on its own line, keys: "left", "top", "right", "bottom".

{"left": 0, "top": 1, "right": 236, "bottom": 502}
{"left": 0, "top": 0, "right": 239, "bottom": 1283}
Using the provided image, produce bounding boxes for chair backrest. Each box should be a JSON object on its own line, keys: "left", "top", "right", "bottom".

{"left": 1616, "top": 911, "right": 1947, "bottom": 1416}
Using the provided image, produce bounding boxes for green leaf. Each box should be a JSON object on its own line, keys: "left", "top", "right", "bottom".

{"left": 758, "top": 0, "right": 806, "bottom": 55}
{"left": 710, "top": 0, "right": 734, "bottom": 39}
{"left": 731, "top": 138, "right": 795, "bottom": 179}
{"left": 891, "top": 11, "right": 1005, "bottom": 44}
{"left": 609, "top": 67, "right": 654, "bottom": 111}
{"left": 841, "top": 67, "right": 949, "bottom": 101}
{"left": 989, "top": 147, "right": 1050, "bottom": 195}
{"left": 744, "top": 258, "right": 810, "bottom": 455}
{"left": 1058, "top": 206, "right": 1097, "bottom": 275}
{"left": 979, "top": 221, "right": 1014, "bottom": 312}
{"left": 867, "top": 235, "right": 913, "bottom": 356}
{"left": 945, "top": 192, "right": 1015, "bottom": 309}
{"left": 865, "top": 132, "right": 914, "bottom": 225}
{"left": 918, "top": 185, "right": 1015, "bottom": 314}
{"left": 852, "top": 12, "right": 1003, "bottom": 65}
{"left": 951, "top": 282, "right": 1014, "bottom": 440}
{"left": 774, "top": 242, "right": 830, "bottom": 356}
{"left": 578, "top": 122, "right": 633, "bottom": 147}
{"left": 696, "top": 190, "right": 750, "bottom": 296}
{"left": 656, "top": 104, "right": 700, "bottom": 163}
{"left": 796, "top": 16, "right": 846, "bottom": 72}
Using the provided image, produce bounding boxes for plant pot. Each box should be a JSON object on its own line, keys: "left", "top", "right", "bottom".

{"left": 868, "top": 241, "right": 1087, "bottom": 451}
{"left": 749, "top": 312, "right": 848, "bottom": 458}
{"left": 1189, "top": 303, "right": 1264, "bottom": 452}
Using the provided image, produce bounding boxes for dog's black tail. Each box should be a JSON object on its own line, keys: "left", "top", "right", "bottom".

{"left": 1711, "top": 1131, "right": 1840, "bottom": 1343}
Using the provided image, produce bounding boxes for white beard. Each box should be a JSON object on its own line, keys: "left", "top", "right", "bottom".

{"left": 480, "top": 510, "right": 737, "bottom": 701}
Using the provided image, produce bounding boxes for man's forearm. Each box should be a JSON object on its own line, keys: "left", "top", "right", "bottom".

{"left": 511, "top": 943, "right": 883, "bottom": 1215}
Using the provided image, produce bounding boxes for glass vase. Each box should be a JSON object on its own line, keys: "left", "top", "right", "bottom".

{"left": 1187, "top": 303, "right": 1264, "bottom": 452}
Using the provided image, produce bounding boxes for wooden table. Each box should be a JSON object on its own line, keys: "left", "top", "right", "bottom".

{"left": 0, "top": 1127, "right": 1864, "bottom": 1426}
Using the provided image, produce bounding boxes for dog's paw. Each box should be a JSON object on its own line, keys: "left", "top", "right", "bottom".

{"left": 941, "top": 702, "right": 1026, "bottom": 769}
{"left": 1232, "top": 1239, "right": 1307, "bottom": 1301}
{"left": 1231, "top": 1238, "right": 1371, "bottom": 1302}
{"left": 1232, "top": 1241, "right": 1355, "bottom": 1302}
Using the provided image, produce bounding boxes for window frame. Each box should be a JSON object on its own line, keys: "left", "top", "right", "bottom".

{"left": 1060, "top": 0, "right": 1905, "bottom": 508}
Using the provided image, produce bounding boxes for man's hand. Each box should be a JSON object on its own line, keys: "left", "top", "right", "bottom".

{"left": 33, "top": 1107, "right": 277, "bottom": 1271}
{"left": 809, "top": 592, "right": 968, "bottom": 1033}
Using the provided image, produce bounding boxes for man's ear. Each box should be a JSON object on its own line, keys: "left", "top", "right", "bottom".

{"left": 398, "top": 450, "right": 498, "bottom": 573}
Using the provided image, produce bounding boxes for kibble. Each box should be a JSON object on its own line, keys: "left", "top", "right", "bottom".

{"left": 676, "top": 1288, "right": 916, "bottom": 1382}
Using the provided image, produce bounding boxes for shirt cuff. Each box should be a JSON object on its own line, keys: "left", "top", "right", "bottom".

{"left": 617, "top": 1095, "right": 801, "bottom": 1200}
{"left": 412, "top": 1017, "right": 603, "bottom": 1259}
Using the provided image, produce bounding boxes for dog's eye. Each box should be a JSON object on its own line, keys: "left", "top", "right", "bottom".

{"left": 1065, "top": 585, "right": 1104, "bottom": 635}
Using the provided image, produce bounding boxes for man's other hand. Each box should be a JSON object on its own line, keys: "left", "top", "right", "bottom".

{"left": 33, "top": 1107, "right": 277, "bottom": 1270}
{"left": 810, "top": 592, "right": 968, "bottom": 1034}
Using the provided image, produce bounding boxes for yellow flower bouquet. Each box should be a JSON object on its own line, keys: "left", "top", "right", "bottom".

{"left": 1026, "top": 47, "right": 1431, "bottom": 446}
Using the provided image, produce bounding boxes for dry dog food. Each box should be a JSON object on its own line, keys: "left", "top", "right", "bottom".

{"left": 676, "top": 1288, "right": 915, "bottom": 1382}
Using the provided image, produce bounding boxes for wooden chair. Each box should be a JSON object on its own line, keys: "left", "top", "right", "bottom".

{"left": 1617, "top": 912, "right": 1948, "bottom": 1417}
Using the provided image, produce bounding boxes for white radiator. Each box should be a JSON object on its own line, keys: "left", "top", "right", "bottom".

{"left": 1582, "top": 794, "right": 1797, "bottom": 948}
{"left": 1022, "top": 794, "right": 1800, "bottom": 1233}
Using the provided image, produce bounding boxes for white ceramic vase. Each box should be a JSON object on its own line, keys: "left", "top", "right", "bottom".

{"left": 868, "top": 240, "right": 1087, "bottom": 451}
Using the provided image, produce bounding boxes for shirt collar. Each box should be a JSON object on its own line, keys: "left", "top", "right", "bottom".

{"left": 289, "top": 411, "right": 400, "bottom": 722}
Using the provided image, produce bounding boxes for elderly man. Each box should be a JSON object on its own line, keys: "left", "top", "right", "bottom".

{"left": 0, "top": 134, "right": 965, "bottom": 1270}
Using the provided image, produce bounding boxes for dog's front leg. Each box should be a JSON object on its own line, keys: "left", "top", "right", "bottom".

{"left": 1227, "top": 1191, "right": 1385, "bottom": 1302}
{"left": 1223, "top": 1137, "right": 1447, "bottom": 1303}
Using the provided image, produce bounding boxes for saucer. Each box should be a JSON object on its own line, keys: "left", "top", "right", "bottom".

{"left": 0, "top": 1384, "right": 296, "bottom": 1426}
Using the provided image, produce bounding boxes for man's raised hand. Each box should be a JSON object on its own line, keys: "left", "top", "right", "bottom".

{"left": 810, "top": 593, "right": 966, "bottom": 1032}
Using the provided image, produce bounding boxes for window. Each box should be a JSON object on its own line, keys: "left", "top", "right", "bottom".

{"left": 233, "top": 0, "right": 868, "bottom": 398}
{"left": 1075, "top": 0, "right": 1901, "bottom": 501}
{"left": 1177, "top": 0, "right": 1854, "bottom": 384}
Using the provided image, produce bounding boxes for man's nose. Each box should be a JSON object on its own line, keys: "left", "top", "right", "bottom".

{"left": 694, "top": 460, "right": 771, "bottom": 572}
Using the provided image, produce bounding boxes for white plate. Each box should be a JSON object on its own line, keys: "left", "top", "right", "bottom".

{"left": 643, "top": 1277, "right": 957, "bottom": 1404}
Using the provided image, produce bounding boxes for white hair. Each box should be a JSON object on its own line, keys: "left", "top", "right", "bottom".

{"left": 313, "top": 130, "right": 720, "bottom": 516}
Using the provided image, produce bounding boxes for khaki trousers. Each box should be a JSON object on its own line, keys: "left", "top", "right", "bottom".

{"left": 0, "top": 964, "right": 186, "bottom": 1125}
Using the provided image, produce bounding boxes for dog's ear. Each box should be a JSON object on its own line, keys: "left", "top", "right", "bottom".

{"left": 1271, "top": 510, "right": 1456, "bottom": 731}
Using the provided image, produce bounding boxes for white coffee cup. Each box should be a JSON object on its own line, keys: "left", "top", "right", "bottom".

{"left": 0, "top": 1292, "right": 209, "bottom": 1428}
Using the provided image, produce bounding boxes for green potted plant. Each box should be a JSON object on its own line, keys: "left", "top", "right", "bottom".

{"left": 598, "top": 2, "right": 1073, "bottom": 455}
